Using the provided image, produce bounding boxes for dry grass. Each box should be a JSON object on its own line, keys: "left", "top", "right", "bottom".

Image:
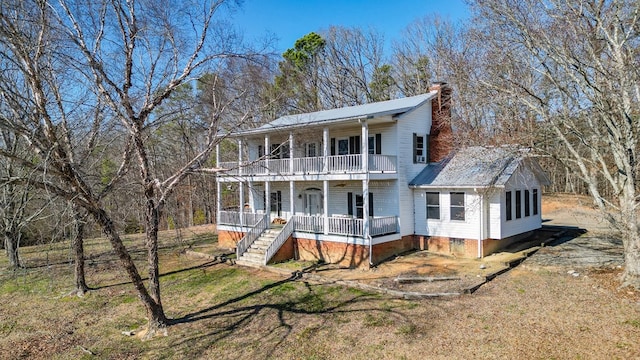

{"left": 1, "top": 209, "right": 640, "bottom": 359}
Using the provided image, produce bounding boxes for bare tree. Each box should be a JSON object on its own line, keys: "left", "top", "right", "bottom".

{"left": 0, "top": 130, "right": 48, "bottom": 268}
{"left": 0, "top": 0, "right": 259, "bottom": 336}
{"left": 470, "top": 0, "right": 640, "bottom": 287}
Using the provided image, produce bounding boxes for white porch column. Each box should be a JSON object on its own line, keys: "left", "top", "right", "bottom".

{"left": 322, "top": 127, "right": 329, "bottom": 173}
{"left": 264, "top": 134, "right": 270, "bottom": 174}
{"left": 238, "top": 139, "right": 243, "bottom": 175}
{"left": 289, "top": 131, "right": 294, "bottom": 174}
{"left": 265, "top": 181, "right": 271, "bottom": 224}
{"left": 361, "top": 120, "right": 368, "bottom": 172}
{"left": 215, "top": 143, "right": 221, "bottom": 225}
{"left": 239, "top": 183, "right": 245, "bottom": 228}
{"left": 323, "top": 180, "right": 329, "bottom": 235}
{"left": 290, "top": 181, "right": 295, "bottom": 218}
{"left": 363, "top": 179, "right": 369, "bottom": 239}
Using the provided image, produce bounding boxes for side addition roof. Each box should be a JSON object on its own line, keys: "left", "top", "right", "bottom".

{"left": 234, "top": 91, "right": 437, "bottom": 136}
{"left": 409, "top": 146, "right": 551, "bottom": 189}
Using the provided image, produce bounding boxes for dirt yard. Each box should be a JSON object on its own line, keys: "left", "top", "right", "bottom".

{"left": 0, "top": 194, "right": 639, "bottom": 359}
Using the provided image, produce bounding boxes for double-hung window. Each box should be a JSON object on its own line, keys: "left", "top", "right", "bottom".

{"left": 450, "top": 192, "right": 465, "bottom": 221}
{"left": 426, "top": 192, "right": 440, "bottom": 219}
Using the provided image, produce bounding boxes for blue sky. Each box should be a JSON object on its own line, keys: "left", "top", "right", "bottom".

{"left": 230, "top": 0, "right": 471, "bottom": 55}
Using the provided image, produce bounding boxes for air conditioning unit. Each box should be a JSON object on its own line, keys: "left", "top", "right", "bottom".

{"left": 415, "top": 155, "right": 426, "bottom": 163}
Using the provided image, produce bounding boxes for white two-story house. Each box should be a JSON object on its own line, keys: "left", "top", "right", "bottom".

{"left": 215, "top": 83, "right": 550, "bottom": 267}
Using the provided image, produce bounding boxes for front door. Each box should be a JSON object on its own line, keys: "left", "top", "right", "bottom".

{"left": 270, "top": 191, "right": 282, "bottom": 217}
{"left": 305, "top": 192, "right": 322, "bottom": 215}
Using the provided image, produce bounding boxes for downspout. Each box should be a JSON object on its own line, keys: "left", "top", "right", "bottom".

{"left": 478, "top": 191, "right": 483, "bottom": 259}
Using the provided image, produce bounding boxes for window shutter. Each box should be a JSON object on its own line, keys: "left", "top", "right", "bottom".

{"left": 347, "top": 192, "right": 353, "bottom": 216}
{"left": 412, "top": 133, "right": 417, "bottom": 163}
{"left": 258, "top": 145, "right": 264, "bottom": 158}
{"left": 331, "top": 138, "right": 336, "bottom": 156}
{"left": 369, "top": 192, "right": 374, "bottom": 217}
{"left": 375, "top": 133, "right": 381, "bottom": 154}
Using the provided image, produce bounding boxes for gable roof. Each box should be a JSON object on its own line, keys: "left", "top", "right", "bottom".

{"left": 409, "top": 146, "right": 551, "bottom": 188}
{"left": 235, "top": 91, "right": 437, "bottom": 136}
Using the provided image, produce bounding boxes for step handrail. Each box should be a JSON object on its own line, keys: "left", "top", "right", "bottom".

{"left": 263, "top": 217, "right": 294, "bottom": 265}
{"left": 236, "top": 214, "right": 268, "bottom": 259}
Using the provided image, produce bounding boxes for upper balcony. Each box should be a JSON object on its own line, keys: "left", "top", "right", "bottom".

{"left": 218, "top": 154, "right": 397, "bottom": 181}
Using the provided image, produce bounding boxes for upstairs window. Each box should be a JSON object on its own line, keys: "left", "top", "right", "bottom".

{"left": 333, "top": 136, "right": 361, "bottom": 155}
{"left": 450, "top": 192, "right": 465, "bottom": 221}
{"left": 413, "top": 133, "right": 428, "bottom": 163}
{"left": 305, "top": 142, "right": 317, "bottom": 157}
{"left": 426, "top": 192, "right": 440, "bottom": 219}
{"left": 270, "top": 143, "right": 290, "bottom": 159}
{"left": 368, "top": 133, "right": 382, "bottom": 154}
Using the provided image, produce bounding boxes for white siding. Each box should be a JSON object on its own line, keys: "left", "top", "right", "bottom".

{"left": 414, "top": 188, "right": 482, "bottom": 240}
{"left": 369, "top": 181, "right": 398, "bottom": 217}
{"left": 488, "top": 190, "right": 503, "bottom": 239}
{"left": 499, "top": 165, "right": 543, "bottom": 238}
{"left": 396, "top": 101, "right": 432, "bottom": 236}
{"left": 368, "top": 123, "right": 396, "bottom": 156}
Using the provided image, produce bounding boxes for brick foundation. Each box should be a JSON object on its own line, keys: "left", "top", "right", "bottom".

{"left": 218, "top": 230, "right": 245, "bottom": 249}
{"left": 295, "top": 238, "right": 369, "bottom": 268}
{"left": 424, "top": 236, "right": 479, "bottom": 258}
{"left": 371, "top": 235, "right": 416, "bottom": 264}
{"left": 268, "top": 236, "right": 295, "bottom": 264}
{"left": 482, "top": 231, "right": 534, "bottom": 256}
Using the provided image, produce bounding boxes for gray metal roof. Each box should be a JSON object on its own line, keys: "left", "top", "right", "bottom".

{"left": 409, "top": 146, "right": 551, "bottom": 188}
{"left": 235, "top": 91, "right": 437, "bottom": 136}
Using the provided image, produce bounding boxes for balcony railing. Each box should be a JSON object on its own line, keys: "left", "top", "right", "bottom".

{"left": 219, "top": 211, "right": 264, "bottom": 226}
{"left": 219, "top": 154, "right": 397, "bottom": 176}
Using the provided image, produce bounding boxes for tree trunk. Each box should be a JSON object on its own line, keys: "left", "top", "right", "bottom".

{"left": 89, "top": 206, "right": 167, "bottom": 333}
{"left": 145, "top": 198, "right": 163, "bottom": 309}
{"left": 4, "top": 230, "right": 21, "bottom": 269}
{"left": 72, "top": 204, "right": 89, "bottom": 295}
{"left": 619, "top": 188, "right": 640, "bottom": 288}
{"left": 622, "top": 236, "right": 640, "bottom": 288}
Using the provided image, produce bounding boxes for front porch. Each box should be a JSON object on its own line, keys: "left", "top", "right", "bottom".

{"left": 218, "top": 211, "right": 398, "bottom": 238}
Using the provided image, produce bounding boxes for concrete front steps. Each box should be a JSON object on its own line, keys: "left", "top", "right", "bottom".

{"left": 236, "top": 227, "right": 283, "bottom": 268}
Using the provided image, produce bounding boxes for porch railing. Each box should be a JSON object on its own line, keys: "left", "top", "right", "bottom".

{"left": 370, "top": 216, "right": 399, "bottom": 236}
{"left": 218, "top": 154, "right": 397, "bottom": 176}
{"left": 219, "top": 211, "right": 263, "bottom": 226}
{"left": 369, "top": 155, "right": 397, "bottom": 172}
{"left": 236, "top": 214, "right": 268, "bottom": 259}
{"left": 327, "top": 154, "right": 361, "bottom": 173}
{"left": 264, "top": 218, "right": 294, "bottom": 265}
{"left": 293, "top": 215, "right": 325, "bottom": 233}
{"left": 224, "top": 212, "right": 398, "bottom": 239}
{"left": 293, "top": 157, "right": 324, "bottom": 174}
{"left": 328, "top": 216, "right": 363, "bottom": 236}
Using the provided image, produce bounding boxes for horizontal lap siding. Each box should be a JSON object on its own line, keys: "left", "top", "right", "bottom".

{"left": 414, "top": 188, "right": 481, "bottom": 240}
{"left": 397, "top": 102, "right": 432, "bottom": 236}
{"left": 489, "top": 191, "right": 503, "bottom": 239}
{"left": 369, "top": 181, "right": 398, "bottom": 217}
{"left": 501, "top": 165, "right": 542, "bottom": 238}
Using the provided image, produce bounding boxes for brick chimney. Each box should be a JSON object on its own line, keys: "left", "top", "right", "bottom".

{"left": 428, "top": 82, "right": 454, "bottom": 163}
